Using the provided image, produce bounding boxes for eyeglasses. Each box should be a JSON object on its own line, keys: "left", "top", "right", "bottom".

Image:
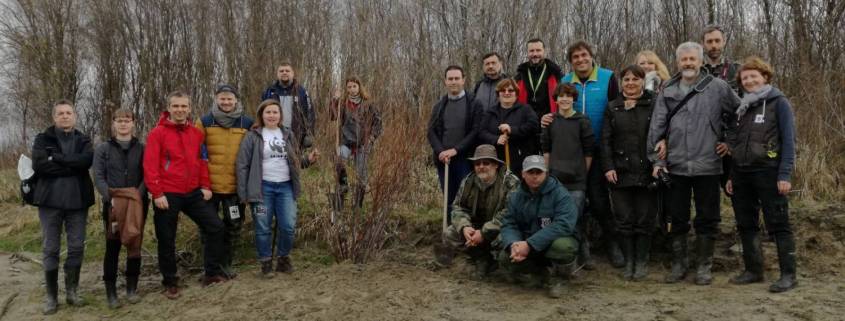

{"left": 499, "top": 89, "right": 516, "bottom": 93}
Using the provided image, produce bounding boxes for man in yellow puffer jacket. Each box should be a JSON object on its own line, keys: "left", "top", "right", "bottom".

{"left": 196, "top": 84, "right": 254, "bottom": 277}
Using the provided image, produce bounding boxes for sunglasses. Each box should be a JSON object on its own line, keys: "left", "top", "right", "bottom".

{"left": 474, "top": 160, "right": 497, "bottom": 167}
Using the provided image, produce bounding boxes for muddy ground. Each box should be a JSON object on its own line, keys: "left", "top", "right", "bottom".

{"left": 1, "top": 203, "right": 844, "bottom": 321}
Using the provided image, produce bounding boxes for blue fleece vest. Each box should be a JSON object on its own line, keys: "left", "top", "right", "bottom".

{"left": 562, "top": 67, "right": 613, "bottom": 143}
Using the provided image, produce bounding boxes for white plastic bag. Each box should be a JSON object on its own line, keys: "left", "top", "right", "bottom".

{"left": 18, "top": 154, "right": 34, "bottom": 180}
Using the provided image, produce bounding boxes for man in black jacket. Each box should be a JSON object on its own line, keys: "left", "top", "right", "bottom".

{"left": 428, "top": 65, "right": 482, "bottom": 225}
{"left": 31, "top": 99, "right": 95, "bottom": 315}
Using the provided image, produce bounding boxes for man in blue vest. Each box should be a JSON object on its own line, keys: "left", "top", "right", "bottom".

{"left": 543, "top": 40, "right": 621, "bottom": 269}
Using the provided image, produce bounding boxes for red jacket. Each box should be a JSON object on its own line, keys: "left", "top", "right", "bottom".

{"left": 517, "top": 77, "right": 559, "bottom": 114}
{"left": 143, "top": 112, "right": 210, "bottom": 198}
{"left": 515, "top": 59, "right": 564, "bottom": 115}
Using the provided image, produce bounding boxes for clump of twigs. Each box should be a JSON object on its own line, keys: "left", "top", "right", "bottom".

{"left": 322, "top": 110, "right": 424, "bottom": 264}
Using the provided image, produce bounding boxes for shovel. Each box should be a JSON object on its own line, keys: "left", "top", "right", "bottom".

{"left": 433, "top": 161, "right": 455, "bottom": 267}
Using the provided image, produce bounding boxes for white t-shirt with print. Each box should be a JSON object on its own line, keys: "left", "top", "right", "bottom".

{"left": 261, "top": 127, "right": 291, "bottom": 182}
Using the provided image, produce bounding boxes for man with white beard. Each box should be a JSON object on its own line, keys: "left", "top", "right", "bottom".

{"left": 647, "top": 42, "right": 740, "bottom": 286}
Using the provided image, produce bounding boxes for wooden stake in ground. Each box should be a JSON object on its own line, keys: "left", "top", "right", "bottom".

{"left": 504, "top": 140, "right": 511, "bottom": 173}
{"left": 442, "top": 162, "right": 449, "bottom": 233}
{"left": 433, "top": 161, "right": 454, "bottom": 267}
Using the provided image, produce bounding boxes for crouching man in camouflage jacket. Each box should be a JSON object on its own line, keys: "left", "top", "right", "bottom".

{"left": 443, "top": 144, "right": 519, "bottom": 280}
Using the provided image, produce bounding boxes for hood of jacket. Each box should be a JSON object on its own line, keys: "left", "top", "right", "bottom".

{"left": 517, "top": 58, "right": 564, "bottom": 79}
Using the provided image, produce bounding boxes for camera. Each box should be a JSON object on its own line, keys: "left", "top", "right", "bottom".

{"left": 647, "top": 169, "right": 672, "bottom": 190}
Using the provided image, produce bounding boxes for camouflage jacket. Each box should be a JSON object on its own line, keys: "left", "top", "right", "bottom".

{"left": 450, "top": 169, "right": 520, "bottom": 240}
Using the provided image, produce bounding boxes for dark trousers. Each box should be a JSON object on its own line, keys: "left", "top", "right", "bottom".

{"left": 611, "top": 187, "right": 657, "bottom": 236}
{"left": 38, "top": 207, "right": 88, "bottom": 271}
{"left": 102, "top": 200, "right": 148, "bottom": 282}
{"left": 153, "top": 189, "right": 225, "bottom": 286}
{"left": 587, "top": 154, "right": 615, "bottom": 237}
{"left": 208, "top": 193, "right": 245, "bottom": 266}
{"left": 666, "top": 174, "right": 722, "bottom": 237}
{"left": 730, "top": 169, "right": 792, "bottom": 238}
{"left": 436, "top": 157, "right": 471, "bottom": 225}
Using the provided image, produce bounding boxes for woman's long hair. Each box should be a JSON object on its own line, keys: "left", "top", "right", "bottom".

{"left": 341, "top": 76, "right": 371, "bottom": 103}
{"left": 636, "top": 50, "right": 671, "bottom": 81}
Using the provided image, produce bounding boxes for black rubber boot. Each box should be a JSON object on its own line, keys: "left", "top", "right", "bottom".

{"left": 548, "top": 259, "right": 576, "bottom": 298}
{"left": 223, "top": 230, "right": 239, "bottom": 279}
{"left": 577, "top": 238, "right": 595, "bottom": 270}
{"left": 125, "top": 275, "right": 141, "bottom": 304}
{"left": 621, "top": 236, "right": 635, "bottom": 280}
{"left": 730, "top": 233, "right": 764, "bottom": 285}
{"left": 633, "top": 235, "right": 651, "bottom": 281}
{"left": 608, "top": 237, "right": 625, "bottom": 268}
{"left": 43, "top": 269, "right": 59, "bottom": 315}
{"left": 694, "top": 235, "right": 716, "bottom": 285}
{"left": 105, "top": 280, "right": 120, "bottom": 309}
{"left": 664, "top": 235, "right": 688, "bottom": 283}
{"left": 65, "top": 266, "right": 85, "bottom": 306}
{"left": 769, "top": 234, "right": 798, "bottom": 293}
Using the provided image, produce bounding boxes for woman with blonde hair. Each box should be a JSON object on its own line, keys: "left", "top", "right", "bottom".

{"left": 635, "top": 50, "right": 670, "bottom": 92}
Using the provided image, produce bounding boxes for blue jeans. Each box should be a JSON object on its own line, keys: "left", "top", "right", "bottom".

{"left": 252, "top": 180, "right": 297, "bottom": 261}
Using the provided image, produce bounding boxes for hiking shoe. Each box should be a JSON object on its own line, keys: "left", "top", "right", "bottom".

{"left": 163, "top": 286, "right": 181, "bottom": 300}
{"left": 260, "top": 260, "right": 275, "bottom": 279}
{"left": 276, "top": 256, "right": 294, "bottom": 274}
{"left": 201, "top": 275, "right": 229, "bottom": 287}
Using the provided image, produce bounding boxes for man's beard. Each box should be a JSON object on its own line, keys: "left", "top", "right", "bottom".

{"left": 477, "top": 170, "right": 496, "bottom": 183}
{"left": 681, "top": 68, "right": 699, "bottom": 78}
{"left": 707, "top": 49, "right": 721, "bottom": 60}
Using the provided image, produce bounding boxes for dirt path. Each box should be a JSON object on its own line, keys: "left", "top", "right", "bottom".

{"left": 1, "top": 250, "right": 843, "bottom": 321}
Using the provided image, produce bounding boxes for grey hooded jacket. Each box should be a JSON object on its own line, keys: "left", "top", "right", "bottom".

{"left": 647, "top": 74, "right": 741, "bottom": 176}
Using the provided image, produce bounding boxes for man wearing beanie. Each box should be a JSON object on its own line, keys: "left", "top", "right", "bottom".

{"left": 196, "top": 84, "right": 254, "bottom": 277}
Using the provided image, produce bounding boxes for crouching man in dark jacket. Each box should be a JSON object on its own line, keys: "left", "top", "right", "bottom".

{"left": 499, "top": 155, "right": 579, "bottom": 299}
{"left": 31, "top": 99, "right": 95, "bottom": 314}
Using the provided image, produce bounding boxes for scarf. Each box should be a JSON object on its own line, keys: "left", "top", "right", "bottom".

{"left": 736, "top": 84, "right": 773, "bottom": 120}
{"left": 348, "top": 94, "right": 362, "bottom": 105}
{"left": 211, "top": 101, "right": 244, "bottom": 128}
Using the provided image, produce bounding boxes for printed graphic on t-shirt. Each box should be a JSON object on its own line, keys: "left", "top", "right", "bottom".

{"left": 267, "top": 135, "right": 288, "bottom": 160}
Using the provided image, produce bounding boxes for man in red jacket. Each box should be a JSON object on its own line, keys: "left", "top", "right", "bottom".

{"left": 144, "top": 90, "right": 228, "bottom": 299}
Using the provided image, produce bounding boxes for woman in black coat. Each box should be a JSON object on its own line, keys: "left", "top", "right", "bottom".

{"left": 725, "top": 57, "right": 798, "bottom": 293}
{"left": 477, "top": 78, "right": 539, "bottom": 174}
{"left": 601, "top": 65, "right": 656, "bottom": 281}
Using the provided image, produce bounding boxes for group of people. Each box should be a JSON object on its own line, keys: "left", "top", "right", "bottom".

{"left": 29, "top": 63, "right": 383, "bottom": 315}
{"left": 28, "top": 23, "right": 798, "bottom": 314}
{"left": 430, "top": 25, "right": 798, "bottom": 298}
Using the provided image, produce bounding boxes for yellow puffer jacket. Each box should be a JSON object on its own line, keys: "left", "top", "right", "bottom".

{"left": 196, "top": 113, "right": 254, "bottom": 194}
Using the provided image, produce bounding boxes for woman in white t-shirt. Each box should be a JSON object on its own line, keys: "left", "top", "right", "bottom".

{"left": 236, "top": 99, "right": 318, "bottom": 278}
